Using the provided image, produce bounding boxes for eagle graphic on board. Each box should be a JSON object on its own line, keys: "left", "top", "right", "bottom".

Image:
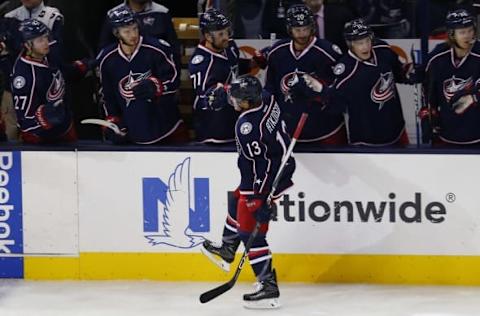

{"left": 144, "top": 157, "right": 205, "bottom": 249}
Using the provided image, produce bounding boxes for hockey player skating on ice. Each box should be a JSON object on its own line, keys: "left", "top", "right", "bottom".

{"left": 422, "top": 9, "right": 480, "bottom": 146}
{"left": 200, "top": 75, "right": 296, "bottom": 309}
{"left": 97, "top": 5, "right": 187, "bottom": 145}
{"left": 265, "top": 4, "right": 346, "bottom": 145}
{"left": 291, "top": 18, "right": 419, "bottom": 146}
{"left": 188, "top": 8, "right": 243, "bottom": 144}
{"left": 11, "top": 19, "right": 77, "bottom": 144}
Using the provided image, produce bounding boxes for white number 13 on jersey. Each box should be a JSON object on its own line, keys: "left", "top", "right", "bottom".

{"left": 246, "top": 141, "right": 262, "bottom": 157}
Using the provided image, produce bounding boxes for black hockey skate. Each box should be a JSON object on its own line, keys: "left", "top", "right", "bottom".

{"left": 200, "top": 239, "right": 239, "bottom": 272}
{"left": 243, "top": 269, "right": 280, "bottom": 309}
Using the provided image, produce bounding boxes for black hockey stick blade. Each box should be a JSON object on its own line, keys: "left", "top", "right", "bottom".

{"left": 199, "top": 225, "right": 257, "bottom": 304}
{"left": 199, "top": 280, "right": 234, "bottom": 303}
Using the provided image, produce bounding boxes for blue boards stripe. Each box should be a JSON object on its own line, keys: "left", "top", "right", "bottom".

{"left": 0, "top": 152, "right": 24, "bottom": 278}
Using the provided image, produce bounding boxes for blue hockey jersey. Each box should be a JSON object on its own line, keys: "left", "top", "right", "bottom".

{"left": 425, "top": 41, "right": 480, "bottom": 144}
{"left": 99, "top": 2, "right": 180, "bottom": 66}
{"left": 1, "top": 3, "right": 64, "bottom": 93}
{"left": 97, "top": 36, "right": 182, "bottom": 144}
{"left": 265, "top": 37, "right": 344, "bottom": 142}
{"left": 188, "top": 40, "right": 240, "bottom": 143}
{"left": 11, "top": 42, "right": 72, "bottom": 138}
{"left": 236, "top": 92, "right": 295, "bottom": 197}
{"left": 329, "top": 40, "right": 409, "bottom": 146}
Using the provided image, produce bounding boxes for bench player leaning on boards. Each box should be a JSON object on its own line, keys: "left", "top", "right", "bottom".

{"left": 99, "top": 0, "right": 181, "bottom": 69}
{"left": 290, "top": 19, "right": 420, "bottom": 147}
{"left": 422, "top": 9, "right": 480, "bottom": 147}
{"left": 265, "top": 4, "right": 346, "bottom": 146}
{"left": 188, "top": 8, "right": 251, "bottom": 144}
{"left": 97, "top": 5, "right": 187, "bottom": 145}
{"left": 200, "top": 75, "right": 296, "bottom": 309}
{"left": 11, "top": 19, "right": 77, "bottom": 144}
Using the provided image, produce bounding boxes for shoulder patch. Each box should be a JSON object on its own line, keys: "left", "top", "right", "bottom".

{"left": 333, "top": 63, "right": 345, "bottom": 76}
{"left": 13, "top": 76, "right": 26, "bottom": 89}
{"left": 240, "top": 122, "right": 253, "bottom": 135}
{"left": 332, "top": 44, "right": 342, "bottom": 55}
{"left": 158, "top": 39, "right": 171, "bottom": 47}
{"left": 191, "top": 55, "right": 204, "bottom": 65}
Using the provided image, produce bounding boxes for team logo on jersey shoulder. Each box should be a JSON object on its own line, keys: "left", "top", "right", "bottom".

{"left": 240, "top": 122, "right": 253, "bottom": 135}
{"left": 191, "top": 55, "right": 204, "bottom": 65}
{"left": 158, "top": 39, "right": 171, "bottom": 47}
{"left": 333, "top": 63, "right": 345, "bottom": 75}
{"left": 332, "top": 44, "right": 342, "bottom": 55}
{"left": 13, "top": 76, "right": 26, "bottom": 89}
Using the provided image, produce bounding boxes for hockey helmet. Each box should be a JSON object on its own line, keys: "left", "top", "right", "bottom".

{"left": 199, "top": 8, "right": 231, "bottom": 34}
{"left": 285, "top": 5, "right": 315, "bottom": 31}
{"left": 108, "top": 5, "right": 137, "bottom": 29}
{"left": 229, "top": 75, "right": 263, "bottom": 106}
{"left": 19, "top": 19, "right": 49, "bottom": 42}
{"left": 446, "top": 9, "right": 475, "bottom": 31}
{"left": 343, "top": 18, "right": 373, "bottom": 41}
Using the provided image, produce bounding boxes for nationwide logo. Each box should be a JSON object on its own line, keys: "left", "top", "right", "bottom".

{"left": 142, "top": 157, "right": 209, "bottom": 249}
{"left": 271, "top": 192, "right": 447, "bottom": 224}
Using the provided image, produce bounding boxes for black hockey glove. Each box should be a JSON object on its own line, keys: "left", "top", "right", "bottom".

{"left": 289, "top": 73, "right": 324, "bottom": 102}
{"left": 35, "top": 100, "right": 66, "bottom": 130}
{"left": 246, "top": 194, "right": 273, "bottom": 224}
{"left": 72, "top": 58, "right": 97, "bottom": 76}
{"left": 103, "top": 116, "right": 128, "bottom": 144}
{"left": 405, "top": 63, "right": 425, "bottom": 84}
{"left": 251, "top": 46, "right": 271, "bottom": 70}
{"left": 132, "top": 77, "right": 163, "bottom": 101}
{"left": 254, "top": 202, "right": 274, "bottom": 224}
{"left": 418, "top": 107, "right": 438, "bottom": 144}
{"left": 204, "top": 83, "right": 229, "bottom": 111}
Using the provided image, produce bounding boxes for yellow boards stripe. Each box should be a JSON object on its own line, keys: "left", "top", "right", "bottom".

{"left": 24, "top": 253, "right": 480, "bottom": 285}
{"left": 24, "top": 257, "right": 80, "bottom": 280}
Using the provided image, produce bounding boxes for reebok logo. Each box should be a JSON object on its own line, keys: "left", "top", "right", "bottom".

{"left": 0, "top": 153, "right": 15, "bottom": 253}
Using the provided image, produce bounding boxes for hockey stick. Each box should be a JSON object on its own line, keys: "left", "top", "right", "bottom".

{"left": 199, "top": 112, "right": 309, "bottom": 304}
{"left": 81, "top": 118, "right": 126, "bottom": 136}
{"left": 410, "top": 45, "right": 422, "bottom": 146}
